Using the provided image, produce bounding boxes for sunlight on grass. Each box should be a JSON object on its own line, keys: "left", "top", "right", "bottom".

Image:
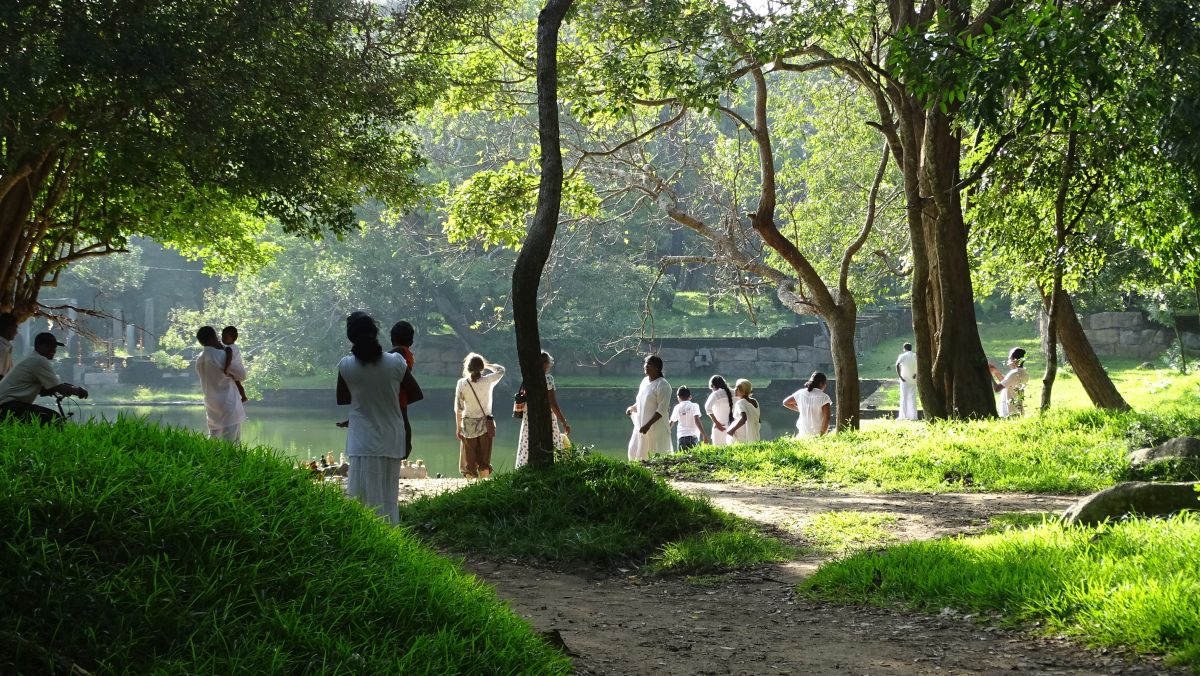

{"left": 797, "top": 511, "right": 899, "bottom": 554}
{"left": 802, "top": 513, "right": 1200, "bottom": 669}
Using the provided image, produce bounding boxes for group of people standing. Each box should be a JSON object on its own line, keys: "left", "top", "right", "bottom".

{"left": 625, "top": 355, "right": 834, "bottom": 460}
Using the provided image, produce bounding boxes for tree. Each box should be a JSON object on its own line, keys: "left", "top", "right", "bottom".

{"left": 512, "top": 0, "right": 575, "bottom": 467}
{"left": 1, "top": 0, "right": 470, "bottom": 319}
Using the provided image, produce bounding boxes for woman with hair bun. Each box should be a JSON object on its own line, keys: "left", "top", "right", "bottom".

{"left": 515, "top": 350, "right": 569, "bottom": 469}
{"left": 783, "top": 371, "right": 832, "bottom": 437}
{"left": 993, "top": 347, "right": 1029, "bottom": 418}
{"left": 726, "top": 378, "right": 761, "bottom": 443}
{"left": 336, "top": 312, "right": 409, "bottom": 523}
{"left": 454, "top": 352, "right": 505, "bottom": 478}
{"left": 704, "top": 375, "right": 735, "bottom": 446}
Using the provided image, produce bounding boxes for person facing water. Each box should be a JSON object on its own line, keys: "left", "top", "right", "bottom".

{"left": 895, "top": 342, "right": 918, "bottom": 420}
{"left": 626, "top": 355, "right": 672, "bottom": 460}
{"left": 993, "top": 347, "right": 1029, "bottom": 418}
{"left": 726, "top": 378, "right": 761, "bottom": 443}
{"left": 669, "top": 385, "right": 708, "bottom": 451}
{"left": 783, "top": 371, "right": 832, "bottom": 437}
{"left": 336, "top": 312, "right": 409, "bottom": 524}
{"left": 454, "top": 353, "right": 504, "bottom": 478}
{"left": 704, "top": 375, "right": 735, "bottom": 446}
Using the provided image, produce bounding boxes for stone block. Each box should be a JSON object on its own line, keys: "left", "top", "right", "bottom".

{"left": 758, "top": 347, "right": 797, "bottom": 362}
{"left": 813, "top": 335, "right": 830, "bottom": 349}
{"left": 1062, "top": 481, "right": 1199, "bottom": 527}
{"left": 713, "top": 348, "right": 759, "bottom": 363}
{"left": 658, "top": 348, "right": 695, "bottom": 367}
{"left": 1089, "top": 328, "right": 1120, "bottom": 346}
{"left": 758, "top": 361, "right": 798, "bottom": 378}
{"left": 1119, "top": 329, "right": 1141, "bottom": 346}
{"left": 1184, "top": 332, "right": 1200, "bottom": 350}
{"left": 722, "top": 361, "right": 759, "bottom": 379}
{"left": 1090, "top": 311, "right": 1143, "bottom": 330}
{"left": 1129, "top": 437, "right": 1200, "bottom": 467}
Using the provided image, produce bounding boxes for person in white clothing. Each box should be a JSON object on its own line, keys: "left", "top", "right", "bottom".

{"left": 0, "top": 331, "right": 88, "bottom": 424}
{"left": 726, "top": 378, "right": 761, "bottom": 443}
{"left": 784, "top": 371, "right": 832, "bottom": 437}
{"left": 626, "top": 355, "right": 672, "bottom": 460}
{"left": 337, "top": 312, "right": 409, "bottom": 524}
{"left": 669, "top": 386, "right": 708, "bottom": 451}
{"left": 0, "top": 313, "right": 18, "bottom": 378}
{"left": 895, "top": 342, "right": 919, "bottom": 420}
{"left": 993, "top": 347, "right": 1030, "bottom": 418}
{"left": 454, "top": 352, "right": 505, "bottom": 478}
{"left": 195, "top": 325, "right": 247, "bottom": 441}
{"left": 704, "top": 375, "right": 735, "bottom": 446}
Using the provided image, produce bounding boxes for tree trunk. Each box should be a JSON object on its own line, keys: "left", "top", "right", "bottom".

{"left": 511, "top": 0, "right": 573, "bottom": 468}
{"left": 826, "top": 307, "right": 861, "bottom": 430}
{"left": 1051, "top": 289, "right": 1131, "bottom": 411}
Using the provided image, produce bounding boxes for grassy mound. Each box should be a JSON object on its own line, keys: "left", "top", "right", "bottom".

{"left": 647, "top": 391, "right": 1200, "bottom": 493}
{"left": 397, "top": 455, "right": 788, "bottom": 573}
{"left": 802, "top": 512, "right": 1200, "bottom": 669}
{"left": 0, "top": 419, "right": 569, "bottom": 675}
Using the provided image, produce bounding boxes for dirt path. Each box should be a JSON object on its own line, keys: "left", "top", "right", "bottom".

{"left": 401, "top": 480, "right": 1182, "bottom": 675}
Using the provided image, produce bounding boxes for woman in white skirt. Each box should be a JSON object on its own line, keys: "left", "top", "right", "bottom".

{"left": 516, "top": 351, "right": 570, "bottom": 468}
{"left": 704, "top": 375, "right": 735, "bottom": 445}
{"left": 336, "top": 312, "right": 409, "bottom": 524}
{"left": 726, "top": 378, "right": 761, "bottom": 443}
{"left": 783, "top": 371, "right": 832, "bottom": 437}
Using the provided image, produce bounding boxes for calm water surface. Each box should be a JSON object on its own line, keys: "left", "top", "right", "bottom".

{"left": 83, "top": 393, "right": 794, "bottom": 478}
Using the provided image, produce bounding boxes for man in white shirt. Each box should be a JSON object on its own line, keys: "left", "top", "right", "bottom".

{"left": 626, "top": 355, "right": 672, "bottom": 460}
{"left": 0, "top": 313, "right": 18, "bottom": 378}
{"left": 895, "top": 342, "right": 919, "bottom": 421}
{"left": 0, "top": 331, "right": 88, "bottom": 424}
{"left": 195, "top": 325, "right": 247, "bottom": 442}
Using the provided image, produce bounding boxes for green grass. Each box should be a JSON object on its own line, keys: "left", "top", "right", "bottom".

{"left": 799, "top": 511, "right": 899, "bottom": 554}
{"left": 647, "top": 383, "right": 1200, "bottom": 493}
{"left": 0, "top": 419, "right": 569, "bottom": 674}
{"left": 802, "top": 513, "right": 1200, "bottom": 669}
{"left": 397, "top": 455, "right": 788, "bottom": 573}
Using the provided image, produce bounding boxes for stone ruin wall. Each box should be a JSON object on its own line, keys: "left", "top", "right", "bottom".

{"left": 1080, "top": 312, "right": 1200, "bottom": 359}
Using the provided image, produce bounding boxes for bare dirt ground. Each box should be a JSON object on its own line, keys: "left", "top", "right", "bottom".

{"left": 399, "top": 479, "right": 1184, "bottom": 675}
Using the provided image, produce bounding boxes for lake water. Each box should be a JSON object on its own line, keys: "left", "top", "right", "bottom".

{"left": 81, "top": 391, "right": 796, "bottom": 477}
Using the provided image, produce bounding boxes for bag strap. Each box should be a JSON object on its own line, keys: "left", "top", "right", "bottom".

{"left": 466, "top": 378, "right": 490, "bottom": 416}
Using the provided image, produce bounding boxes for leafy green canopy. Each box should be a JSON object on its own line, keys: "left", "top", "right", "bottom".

{"left": 1, "top": 0, "right": 479, "bottom": 313}
{"left": 0, "top": 418, "right": 569, "bottom": 674}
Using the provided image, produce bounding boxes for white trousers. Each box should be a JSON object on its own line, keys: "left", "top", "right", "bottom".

{"left": 347, "top": 456, "right": 403, "bottom": 524}
{"left": 208, "top": 423, "right": 241, "bottom": 442}
{"left": 898, "top": 381, "right": 919, "bottom": 420}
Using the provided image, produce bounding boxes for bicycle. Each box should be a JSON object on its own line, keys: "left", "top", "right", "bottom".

{"left": 53, "top": 391, "right": 80, "bottom": 421}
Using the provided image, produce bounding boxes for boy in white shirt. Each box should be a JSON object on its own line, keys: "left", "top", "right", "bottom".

{"left": 669, "top": 386, "right": 708, "bottom": 451}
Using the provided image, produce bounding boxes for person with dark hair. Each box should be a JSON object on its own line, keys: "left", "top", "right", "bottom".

{"left": 390, "top": 320, "right": 418, "bottom": 456}
{"left": 783, "top": 371, "right": 832, "bottom": 437}
{"left": 221, "top": 326, "right": 248, "bottom": 403}
{"left": 0, "top": 312, "right": 18, "bottom": 378}
{"left": 669, "top": 385, "right": 708, "bottom": 451}
{"left": 336, "top": 312, "right": 409, "bottom": 523}
{"left": 726, "top": 378, "right": 761, "bottom": 442}
{"left": 704, "top": 375, "right": 735, "bottom": 445}
{"left": 0, "top": 332, "right": 87, "bottom": 424}
{"left": 454, "top": 352, "right": 505, "bottom": 478}
{"left": 626, "top": 355, "right": 672, "bottom": 460}
{"left": 515, "top": 351, "right": 569, "bottom": 468}
{"left": 895, "top": 342, "right": 918, "bottom": 420}
{"left": 195, "top": 325, "right": 246, "bottom": 441}
{"left": 993, "top": 347, "right": 1030, "bottom": 418}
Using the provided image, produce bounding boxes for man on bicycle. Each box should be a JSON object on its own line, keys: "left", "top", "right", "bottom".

{"left": 0, "top": 331, "right": 88, "bottom": 424}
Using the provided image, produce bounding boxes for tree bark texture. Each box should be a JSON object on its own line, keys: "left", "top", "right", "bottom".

{"left": 511, "top": 0, "right": 573, "bottom": 467}
{"left": 1051, "top": 289, "right": 1131, "bottom": 411}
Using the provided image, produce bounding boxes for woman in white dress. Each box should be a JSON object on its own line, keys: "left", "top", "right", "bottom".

{"left": 783, "top": 371, "right": 832, "bottom": 437}
{"left": 336, "top": 312, "right": 409, "bottom": 524}
{"left": 516, "top": 351, "right": 571, "bottom": 468}
{"left": 993, "top": 347, "right": 1030, "bottom": 418}
{"left": 704, "top": 375, "right": 735, "bottom": 446}
{"left": 626, "top": 355, "right": 672, "bottom": 460}
{"left": 726, "top": 378, "right": 761, "bottom": 443}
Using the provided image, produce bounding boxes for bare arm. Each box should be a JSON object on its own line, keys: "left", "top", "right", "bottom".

{"left": 726, "top": 410, "right": 748, "bottom": 437}
{"left": 693, "top": 414, "right": 708, "bottom": 442}
{"left": 896, "top": 363, "right": 903, "bottom": 381}
{"left": 639, "top": 412, "right": 662, "bottom": 435}
{"left": 783, "top": 395, "right": 798, "bottom": 412}
{"left": 819, "top": 403, "right": 831, "bottom": 435}
{"left": 547, "top": 388, "right": 570, "bottom": 434}
{"left": 42, "top": 382, "right": 87, "bottom": 398}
